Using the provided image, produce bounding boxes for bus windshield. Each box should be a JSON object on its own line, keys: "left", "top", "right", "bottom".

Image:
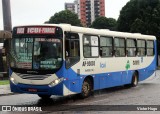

{"left": 10, "top": 37, "right": 62, "bottom": 71}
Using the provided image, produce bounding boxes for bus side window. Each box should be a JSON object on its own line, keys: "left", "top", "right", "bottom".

{"left": 65, "top": 32, "right": 80, "bottom": 68}
{"left": 83, "top": 35, "right": 99, "bottom": 57}
{"left": 147, "top": 40, "right": 154, "bottom": 56}
{"left": 114, "top": 38, "right": 125, "bottom": 57}
{"left": 100, "top": 36, "right": 113, "bottom": 57}
{"left": 137, "top": 40, "right": 146, "bottom": 56}
{"left": 126, "top": 39, "right": 136, "bottom": 57}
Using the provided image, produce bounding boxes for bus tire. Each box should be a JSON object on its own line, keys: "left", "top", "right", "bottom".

{"left": 131, "top": 71, "right": 138, "bottom": 87}
{"left": 80, "top": 79, "right": 92, "bottom": 98}
{"left": 38, "top": 94, "right": 51, "bottom": 99}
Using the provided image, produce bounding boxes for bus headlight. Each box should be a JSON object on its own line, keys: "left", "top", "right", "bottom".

{"left": 10, "top": 77, "right": 18, "bottom": 85}
{"left": 49, "top": 78, "right": 63, "bottom": 87}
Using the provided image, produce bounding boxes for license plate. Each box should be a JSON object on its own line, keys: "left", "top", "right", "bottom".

{"left": 28, "top": 88, "right": 37, "bottom": 92}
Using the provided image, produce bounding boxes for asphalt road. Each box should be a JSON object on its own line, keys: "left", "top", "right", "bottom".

{"left": 1, "top": 71, "right": 160, "bottom": 114}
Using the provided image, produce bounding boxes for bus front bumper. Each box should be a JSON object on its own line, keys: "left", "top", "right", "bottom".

{"left": 10, "top": 81, "right": 63, "bottom": 96}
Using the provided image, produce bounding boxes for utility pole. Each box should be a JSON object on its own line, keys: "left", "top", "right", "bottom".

{"left": 2, "top": 0, "right": 12, "bottom": 31}
{"left": 1, "top": 0, "right": 12, "bottom": 75}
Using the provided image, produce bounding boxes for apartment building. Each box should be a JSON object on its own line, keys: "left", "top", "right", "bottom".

{"left": 65, "top": 0, "right": 105, "bottom": 26}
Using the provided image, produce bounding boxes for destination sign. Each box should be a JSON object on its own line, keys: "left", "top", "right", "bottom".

{"left": 16, "top": 27, "right": 55, "bottom": 34}
{"left": 27, "top": 27, "right": 55, "bottom": 34}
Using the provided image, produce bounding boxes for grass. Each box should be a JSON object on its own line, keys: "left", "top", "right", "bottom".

{"left": 0, "top": 80, "right": 9, "bottom": 85}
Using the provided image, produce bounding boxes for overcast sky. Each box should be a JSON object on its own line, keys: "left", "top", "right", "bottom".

{"left": 0, "top": 0, "right": 129, "bottom": 30}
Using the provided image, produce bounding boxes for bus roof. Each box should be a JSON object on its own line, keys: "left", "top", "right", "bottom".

{"left": 14, "top": 24, "right": 156, "bottom": 40}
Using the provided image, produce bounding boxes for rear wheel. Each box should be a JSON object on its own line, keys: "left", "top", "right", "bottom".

{"left": 131, "top": 72, "right": 138, "bottom": 87}
{"left": 80, "top": 79, "right": 93, "bottom": 98}
{"left": 38, "top": 94, "right": 51, "bottom": 99}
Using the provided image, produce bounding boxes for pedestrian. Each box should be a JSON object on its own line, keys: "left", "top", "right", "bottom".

{"left": 0, "top": 48, "right": 4, "bottom": 72}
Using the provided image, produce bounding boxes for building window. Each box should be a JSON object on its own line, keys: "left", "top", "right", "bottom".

{"left": 100, "top": 36, "right": 113, "bottom": 57}
{"left": 126, "top": 39, "right": 136, "bottom": 57}
{"left": 114, "top": 38, "right": 125, "bottom": 57}
{"left": 83, "top": 35, "right": 99, "bottom": 57}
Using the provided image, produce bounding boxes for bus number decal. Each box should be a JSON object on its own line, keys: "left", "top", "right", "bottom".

{"left": 133, "top": 60, "right": 140, "bottom": 65}
{"left": 82, "top": 61, "right": 95, "bottom": 67}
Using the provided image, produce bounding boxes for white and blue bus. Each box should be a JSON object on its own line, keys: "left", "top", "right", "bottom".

{"left": 9, "top": 24, "right": 157, "bottom": 99}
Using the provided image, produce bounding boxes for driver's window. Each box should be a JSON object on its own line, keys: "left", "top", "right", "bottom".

{"left": 65, "top": 32, "right": 80, "bottom": 68}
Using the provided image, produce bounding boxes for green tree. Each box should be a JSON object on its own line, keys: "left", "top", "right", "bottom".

{"left": 90, "top": 17, "right": 117, "bottom": 30}
{"left": 130, "top": 18, "right": 145, "bottom": 33}
{"left": 47, "top": 10, "right": 82, "bottom": 26}
{"left": 117, "top": 0, "right": 160, "bottom": 38}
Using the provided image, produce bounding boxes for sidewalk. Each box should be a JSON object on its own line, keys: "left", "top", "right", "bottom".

{"left": 0, "top": 84, "right": 14, "bottom": 96}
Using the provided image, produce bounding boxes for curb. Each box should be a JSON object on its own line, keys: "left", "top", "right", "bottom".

{"left": 0, "top": 89, "right": 19, "bottom": 96}
{"left": 0, "top": 93, "right": 19, "bottom": 97}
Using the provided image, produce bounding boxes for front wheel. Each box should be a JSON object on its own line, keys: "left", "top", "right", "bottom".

{"left": 38, "top": 94, "right": 51, "bottom": 99}
{"left": 80, "top": 79, "right": 93, "bottom": 98}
